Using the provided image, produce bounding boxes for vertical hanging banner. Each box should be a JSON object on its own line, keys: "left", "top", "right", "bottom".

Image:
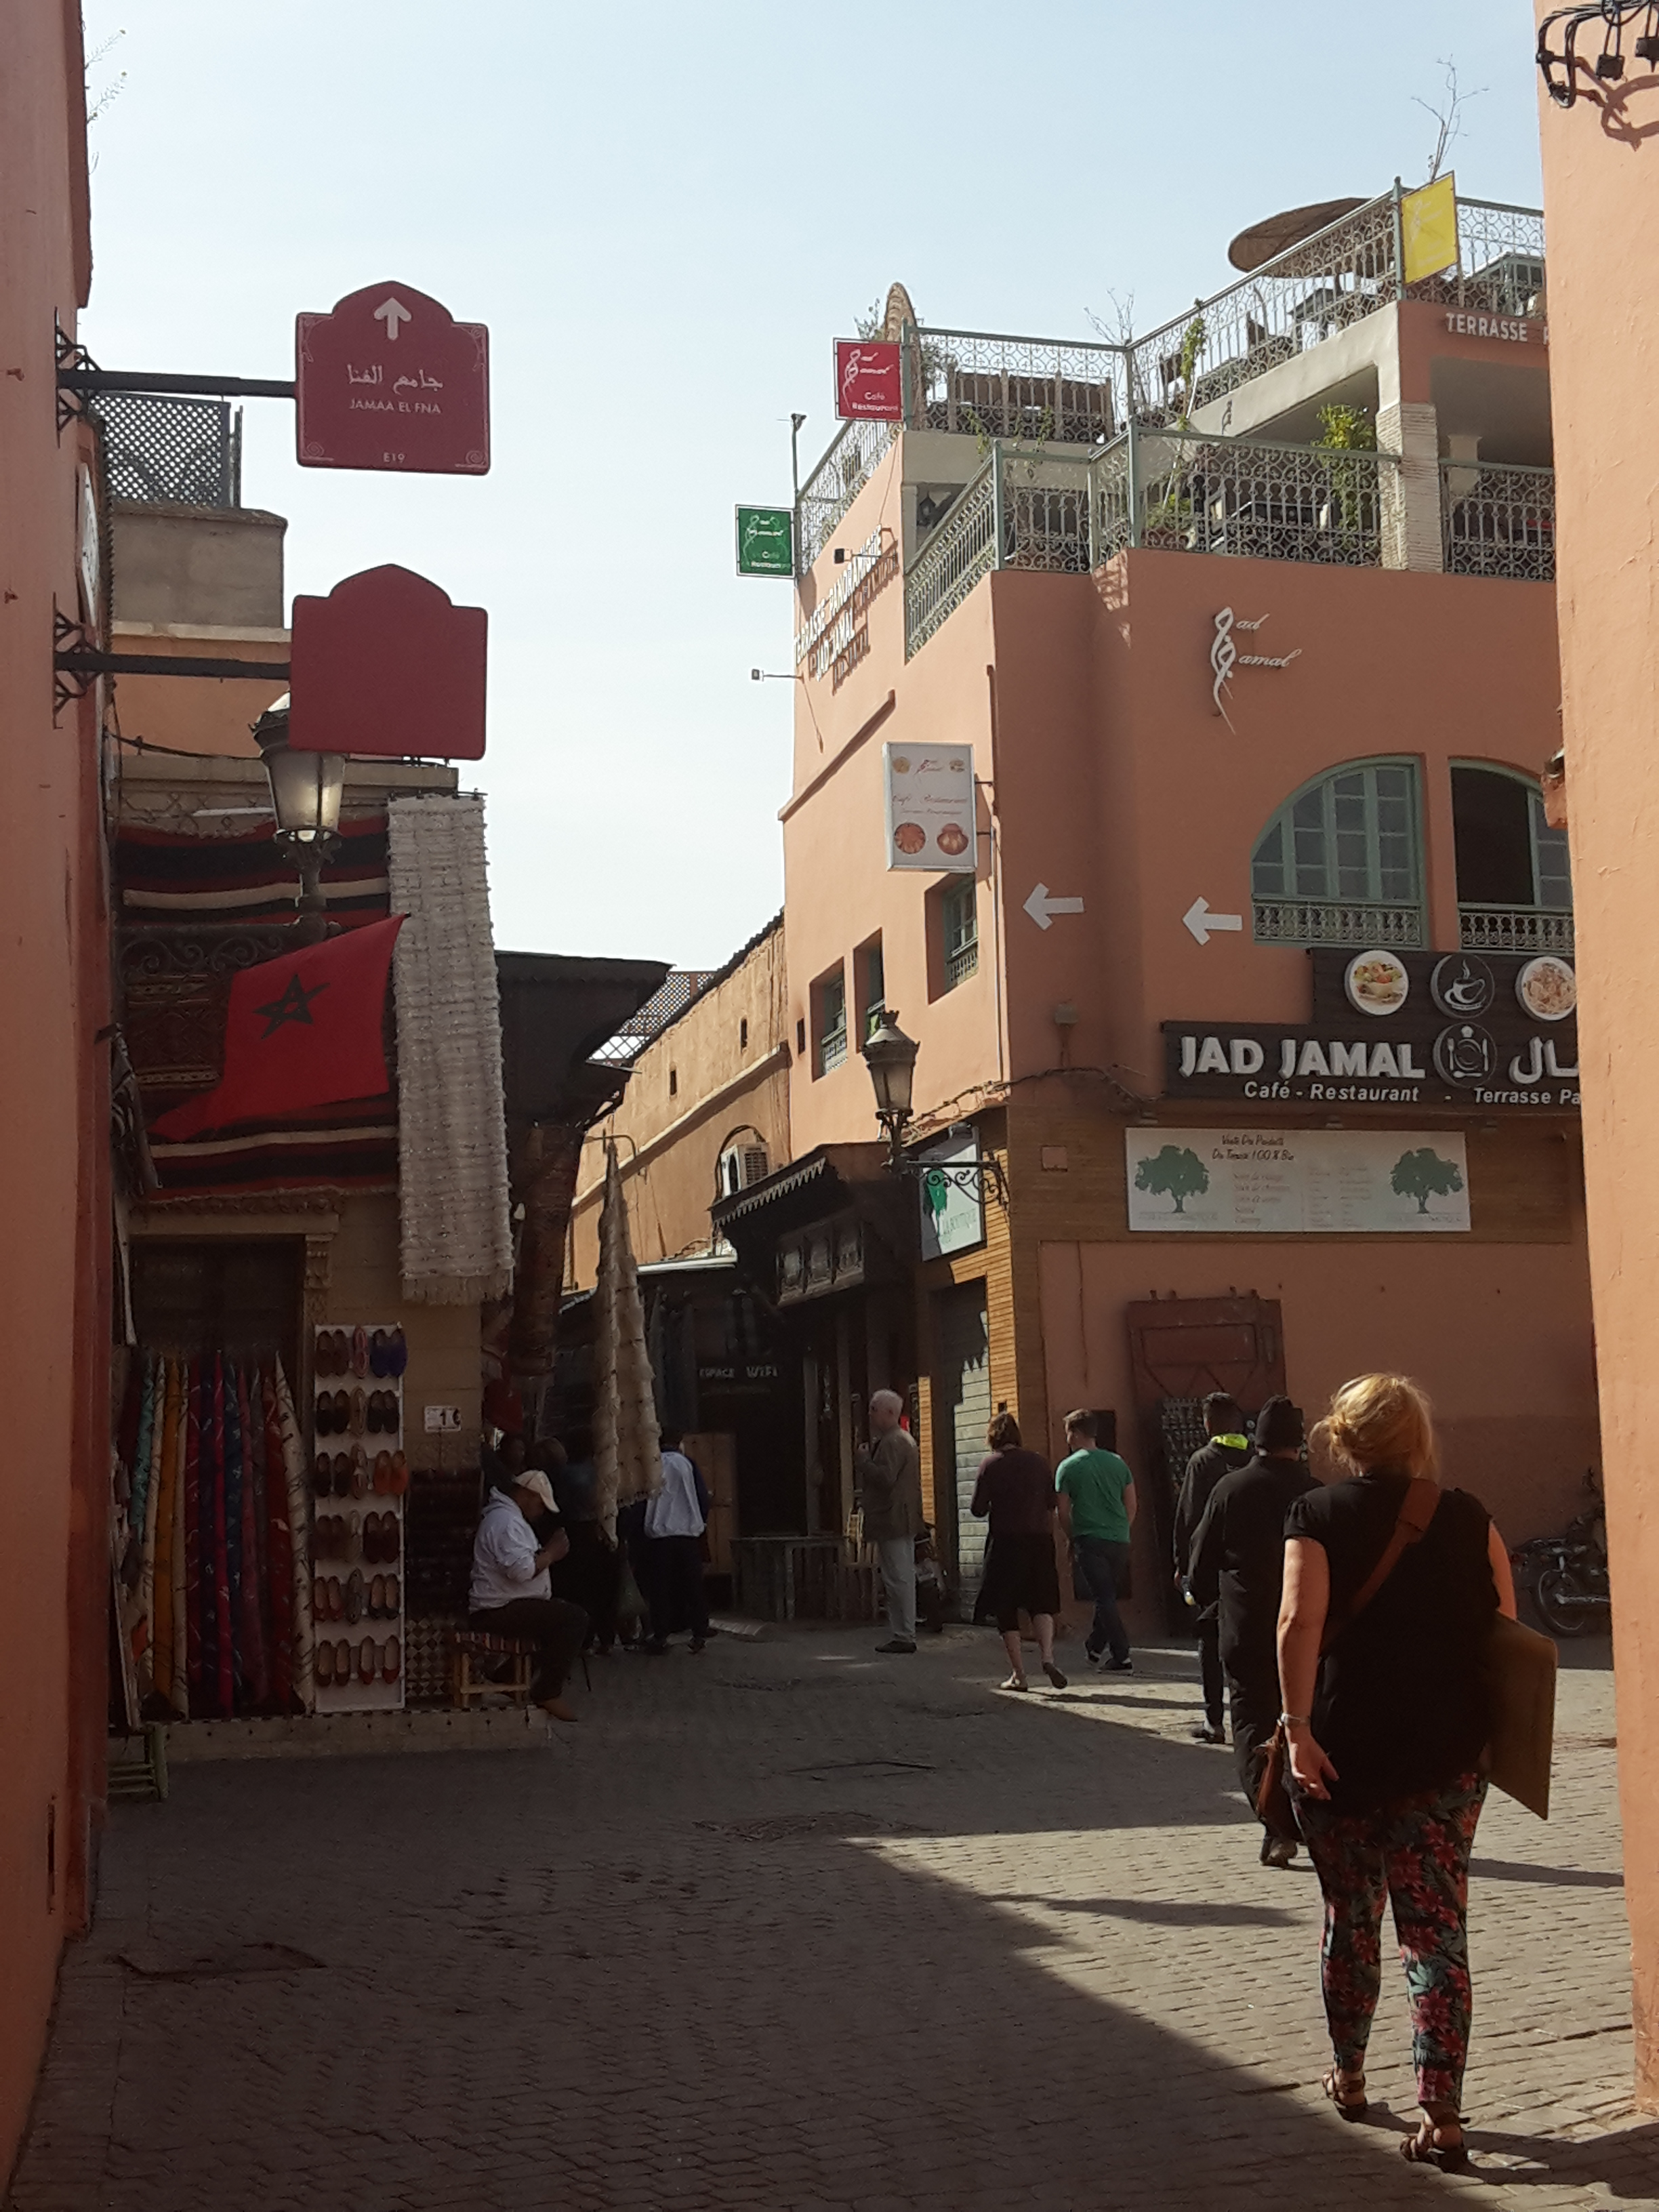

{"left": 834, "top": 340, "right": 903, "bottom": 421}
{"left": 735, "top": 506, "right": 794, "bottom": 577}
{"left": 883, "top": 741, "right": 975, "bottom": 872}
{"left": 295, "top": 283, "right": 490, "bottom": 474}
{"left": 1402, "top": 172, "right": 1459, "bottom": 285}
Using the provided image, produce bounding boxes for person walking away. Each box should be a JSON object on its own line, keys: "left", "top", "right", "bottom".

{"left": 642, "top": 1428, "right": 712, "bottom": 1654}
{"left": 972, "top": 1412, "right": 1067, "bottom": 1692}
{"left": 1054, "top": 1410, "right": 1136, "bottom": 1673}
{"left": 1187, "top": 1395, "right": 1314, "bottom": 1866}
{"left": 1174, "top": 1393, "right": 1253, "bottom": 1740}
{"left": 1278, "top": 1373, "right": 1516, "bottom": 2171}
{"left": 468, "top": 1468, "right": 588, "bottom": 1722}
{"left": 856, "top": 1389, "right": 922, "bottom": 1656}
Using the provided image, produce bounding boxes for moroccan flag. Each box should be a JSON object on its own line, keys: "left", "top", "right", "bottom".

{"left": 151, "top": 914, "right": 405, "bottom": 1141}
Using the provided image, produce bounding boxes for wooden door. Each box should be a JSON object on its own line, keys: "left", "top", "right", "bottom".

{"left": 1124, "top": 1295, "right": 1286, "bottom": 1628}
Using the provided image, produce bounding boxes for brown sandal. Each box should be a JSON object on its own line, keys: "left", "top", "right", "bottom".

{"left": 1322, "top": 2068, "right": 1366, "bottom": 2120}
{"left": 1400, "top": 2114, "right": 1468, "bottom": 2171}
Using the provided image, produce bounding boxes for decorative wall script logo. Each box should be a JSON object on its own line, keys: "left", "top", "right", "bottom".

{"left": 1210, "top": 608, "right": 1302, "bottom": 727}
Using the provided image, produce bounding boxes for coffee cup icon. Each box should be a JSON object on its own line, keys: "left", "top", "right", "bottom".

{"left": 1433, "top": 1022, "right": 1496, "bottom": 1086}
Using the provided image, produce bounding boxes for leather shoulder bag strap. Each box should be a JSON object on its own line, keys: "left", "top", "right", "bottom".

{"left": 1321, "top": 1476, "right": 1441, "bottom": 1653}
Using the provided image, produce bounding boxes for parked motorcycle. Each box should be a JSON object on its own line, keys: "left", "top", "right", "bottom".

{"left": 1510, "top": 1471, "right": 1610, "bottom": 1638}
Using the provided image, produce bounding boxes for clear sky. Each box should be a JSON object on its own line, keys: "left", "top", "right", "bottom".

{"left": 78, "top": 1, "right": 1546, "bottom": 968}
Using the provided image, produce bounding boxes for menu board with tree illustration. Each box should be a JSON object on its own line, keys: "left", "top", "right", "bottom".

{"left": 1125, "top": 1129, "right": 1471, "bottom": 1233}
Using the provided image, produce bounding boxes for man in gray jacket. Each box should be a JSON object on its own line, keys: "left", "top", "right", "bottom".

{"left": 856, "top": 1389, "right": 922, "bottom": 1655}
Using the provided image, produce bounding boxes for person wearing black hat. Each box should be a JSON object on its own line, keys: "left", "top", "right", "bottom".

{"left": 1188, "top": 1395, "right": 1316, "bottom": 1866}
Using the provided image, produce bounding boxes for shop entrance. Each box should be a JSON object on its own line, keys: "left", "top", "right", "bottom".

{"left": 933, "top": 1281, "right": 991, "bottom": 1607}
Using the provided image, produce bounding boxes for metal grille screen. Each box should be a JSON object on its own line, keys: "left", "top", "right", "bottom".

{"left": 95, "top": 393, "right": 241, "bottom": 506}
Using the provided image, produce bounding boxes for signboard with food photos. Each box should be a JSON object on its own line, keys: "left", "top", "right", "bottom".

{"left": 1164, "top": 947, "right": 1580, "bottom": 1111}
{"left": 883, "top": 742, "right": 975, "bottom": 873}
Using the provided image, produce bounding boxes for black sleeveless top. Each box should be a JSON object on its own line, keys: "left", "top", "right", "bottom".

{"left": 1284, "top": 1474, "right": 1498, "bottom": 1813}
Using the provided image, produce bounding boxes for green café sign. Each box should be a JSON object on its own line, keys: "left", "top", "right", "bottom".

{"left": 735, "top": 505, "right": 794, "bottom": 577}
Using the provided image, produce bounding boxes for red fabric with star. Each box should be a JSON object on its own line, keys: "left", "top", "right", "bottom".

{"left": 150, "top": 914, "right": 405, "bottom": 1141}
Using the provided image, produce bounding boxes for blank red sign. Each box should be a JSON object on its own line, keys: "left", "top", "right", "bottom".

{"left": 295, "top": 283, "right": 490, "bottom": 474}
{"left": 834, "top": 339, "right": 903, "bottom": 421}
{"left": 288, "top": 566, "right": 487, "bottom": 760}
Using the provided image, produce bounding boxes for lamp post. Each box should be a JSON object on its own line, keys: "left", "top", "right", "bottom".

{"left": 861, "top": 1012, "right": 1008, "bottom": 1206}
{"left": 862, "top": 1011, "right": 920, "bottom": 1164}
{"left": 251, "top": 695, "right": 344, "bottom": 943}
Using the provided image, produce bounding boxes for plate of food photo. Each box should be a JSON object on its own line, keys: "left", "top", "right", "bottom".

{"left": 1345, "top": 949, "right": 1410, "bottom": 1016}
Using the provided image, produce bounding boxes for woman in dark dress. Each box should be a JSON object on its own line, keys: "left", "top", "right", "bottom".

{"left": 1278, "top": 1374, "right": 1517, "bottom": 2173}
{"left": 970, "top": 1412, "right": 1067, "bottom": 1692}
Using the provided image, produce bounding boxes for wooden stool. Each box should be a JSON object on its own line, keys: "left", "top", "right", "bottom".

{"left": 448, "top": 1628, "right": 538, "bottom": 1709}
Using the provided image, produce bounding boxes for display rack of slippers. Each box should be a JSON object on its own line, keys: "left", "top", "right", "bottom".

{"left": 310, "top": 1325, "right": 409, "bottom": 1711}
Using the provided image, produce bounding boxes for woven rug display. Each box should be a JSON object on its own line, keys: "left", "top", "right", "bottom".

{"left": 387, "top": 796, "right": 513, "bottom": 1305}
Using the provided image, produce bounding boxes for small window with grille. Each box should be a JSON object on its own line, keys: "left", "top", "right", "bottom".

{"left": 942, "top": 880, "right": 979, "bottom": 989}
{"left": 813, "top": 966, "right": 847, "bottom": 1076}
{"left": 1250, "top": 758, "right": 1425, "bottom": 947}
{"left": 857, "top": 935, "right": 886, "bottom": 1038}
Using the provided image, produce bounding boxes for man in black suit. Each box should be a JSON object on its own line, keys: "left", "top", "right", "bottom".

{"left": 1189, "top": 1395, "right": 1316, "bottom": 1867}
{"left": 1173, "top": 1393, "right": 1253, "bottom": 1743}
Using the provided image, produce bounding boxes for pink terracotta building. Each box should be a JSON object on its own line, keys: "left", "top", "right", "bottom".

{"left": 731, "top": 192, "right": 1594, "bottom": 1632}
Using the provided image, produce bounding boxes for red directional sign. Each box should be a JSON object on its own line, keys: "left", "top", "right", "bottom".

{"left": 834, "top": 338, "right": 903, "bottom": 421}
{"left": 295, "top": 283, "right": 490, "bottom": 474}
{"left": 287, "top": 565, "right": 487, "bottom": 760}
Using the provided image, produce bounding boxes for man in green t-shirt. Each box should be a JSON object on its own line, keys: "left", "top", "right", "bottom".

{"left": 1054, "top": 1410, "right": 1137, "bottom": 1671}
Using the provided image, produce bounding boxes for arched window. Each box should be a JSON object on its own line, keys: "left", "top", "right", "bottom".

{"left": 1250, "top": 759, "right": 1424, "bottom": 946}
{"left": 1451, "top": 763, "right": 1573, "bottom": 954}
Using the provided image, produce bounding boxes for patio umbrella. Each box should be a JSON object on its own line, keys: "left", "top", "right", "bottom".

{"left": 592, "top": 1139, "right": 661, "bottom": 1538}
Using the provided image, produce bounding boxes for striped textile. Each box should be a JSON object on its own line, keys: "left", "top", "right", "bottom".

{"left": 117, "top": 813, "right": 391, "bottom": 928}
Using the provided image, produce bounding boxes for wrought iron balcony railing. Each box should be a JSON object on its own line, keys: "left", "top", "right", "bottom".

{"left": 904, "top": 434, "right": 1397, "bottom": 658}
{"left": 1441, "top": 459, "right": 1555, "bottom": 582}
{"left": 1252, "top": 899, "right": 1426, "bottom": 949}
{"left": 1458, "top": 905, "right": 1574, "bottom": 954}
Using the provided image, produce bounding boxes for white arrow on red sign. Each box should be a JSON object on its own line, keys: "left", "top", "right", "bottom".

{"left": 374, "top": 295, "right": 412, "bottom": 340}
{"left": 1023, "top": 882, "right": 1085, "bottom": 930}
{"left": 1183, "top": 897, "right": 1243, "bottom": 945}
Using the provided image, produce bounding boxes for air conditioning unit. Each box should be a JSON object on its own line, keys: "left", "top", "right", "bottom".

{"left": 719, "top": 1145, "right": 770, "bottom": 1197}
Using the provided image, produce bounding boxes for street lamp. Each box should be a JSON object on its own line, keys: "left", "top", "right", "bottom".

{"left": 862, "top": 1010, "right": 920, "bottom": 1161}
{"left": 862, "top": 1009, "right": 1008, "bottom": 1207}
{"left": 251, "top": 695, "right": 344, "bottom": 942}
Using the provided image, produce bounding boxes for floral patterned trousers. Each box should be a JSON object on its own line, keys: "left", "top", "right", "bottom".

{"left": 1297, "top": 1769, "right": 1486, "bottom": 2110}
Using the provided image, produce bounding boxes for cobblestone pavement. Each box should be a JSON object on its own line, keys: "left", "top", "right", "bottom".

{"left": 7, "top": 1625, "right": 1653, "bottom": 2212}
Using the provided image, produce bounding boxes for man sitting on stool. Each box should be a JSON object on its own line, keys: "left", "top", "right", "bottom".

{"left": 468, "top": 1467, "right": 588, "bottom": 1722}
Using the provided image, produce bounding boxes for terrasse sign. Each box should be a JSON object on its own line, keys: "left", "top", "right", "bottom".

{"left": 1164, "top": 948, "right": 1580, "bottom": 1111}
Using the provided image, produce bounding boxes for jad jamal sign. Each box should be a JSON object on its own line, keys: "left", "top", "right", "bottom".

{"left": 1126, "top": 1128, "right": 1471, "bottom": 1235}
{"left": 883, "top": 743, "right": 975, "bottom": 873}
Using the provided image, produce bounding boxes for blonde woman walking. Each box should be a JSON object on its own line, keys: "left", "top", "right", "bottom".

{"left": 1277, "top": 1374, "right": 1516, "bottom": 2172}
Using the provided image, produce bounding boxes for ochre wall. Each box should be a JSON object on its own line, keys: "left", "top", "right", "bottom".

{"left": 0, "top": 0, "right": 103, "bottom": 2174}
{"left": 568, "top": 927, "right": 792, "bottom": 1284}
{"left": 1534, "top": 18, "right": 1659, "bottom": 2108}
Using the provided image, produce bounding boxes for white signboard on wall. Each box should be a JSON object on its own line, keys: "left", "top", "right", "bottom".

{"left": 883, "top": 742, "right": 975, "bottom": 872}
{"left": 1125, "top": 1128, "right": 1471, "bottom": 1233}
{"left": 918, "top": 1136, "right": 986, "bottom": 1259}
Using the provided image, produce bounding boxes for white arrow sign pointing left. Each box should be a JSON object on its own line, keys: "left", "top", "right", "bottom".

{"left": 374, "top": 295, "right": 412, "bottom": 340}
{"left": 1024, "top": 882, "right": 1086, "bottom": 931}
{"left": 1183, "top": 897, "right": 1244, "bottom": 946}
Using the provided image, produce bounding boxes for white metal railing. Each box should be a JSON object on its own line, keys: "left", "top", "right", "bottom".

{"left": 909, "top": 327, "right": 1126, "bottom": 446}
{"left": 1098, "top": 430, "right": 1397, "bottom": 566}
{"left": 1452, "top": 199, "right": 1547, "bottom": 317}
{"left": 798, "top": 416, "right": 897, "bottom": 571}
{"left": 1252, "top": 899, "right": 1425, "bottom": 948}
{"left": 1441, "top": 459, "right": 1555, "bottom": 582}
{"left": 905, "top": 458, "right": 998, "bottom": 656}
{"left": 903, "top": 432, "right": 1399, "bottom": 658}
{"left": 1458, "top": 905, "right": 1574, "bottom": 954}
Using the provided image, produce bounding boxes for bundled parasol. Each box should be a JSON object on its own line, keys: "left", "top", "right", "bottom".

{"left": 592, "top": 1140, "right": 661, "bottom": 1538}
